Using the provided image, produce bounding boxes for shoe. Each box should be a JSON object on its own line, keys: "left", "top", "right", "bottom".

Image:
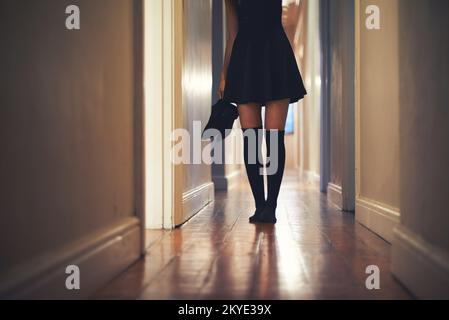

{"left": 249, "top": 206, "right": 265, "bottom": 224}
{"left": 252, "top": 206, "right": 277, "bottom": 224}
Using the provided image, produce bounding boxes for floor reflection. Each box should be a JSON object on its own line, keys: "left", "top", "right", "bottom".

{"left": 95, "top": 171, "right": 412, "bottom": 300}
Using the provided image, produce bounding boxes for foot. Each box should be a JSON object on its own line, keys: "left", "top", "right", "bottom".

{"left": 252, "top": 206, "right": 277, "bottom": 224}
{"left": 249, "top": 206, "right": 265, "bottom": 224}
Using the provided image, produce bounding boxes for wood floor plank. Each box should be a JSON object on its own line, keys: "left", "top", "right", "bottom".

{"left": 95, "top": 171, "right": 413, "bottom": 300}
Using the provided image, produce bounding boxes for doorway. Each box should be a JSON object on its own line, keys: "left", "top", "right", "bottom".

{"left": 143, "top": 0, "right": 215, "bottom": 239}
{"left": 143, "top": 0, "right": 183, "bottom": 233}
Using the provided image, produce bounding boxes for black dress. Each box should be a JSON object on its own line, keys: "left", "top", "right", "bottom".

{"left": 223, "top": 0, "right": 307, "bottom": 106}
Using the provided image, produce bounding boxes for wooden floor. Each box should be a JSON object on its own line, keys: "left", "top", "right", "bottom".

{"left": 95, "top": 172, "right": 413, "bottom": 300}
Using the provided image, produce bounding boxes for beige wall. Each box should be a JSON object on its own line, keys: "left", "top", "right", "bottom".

{"left": 298, "top": 0, "right": 321, "bottom": 177}
{"left": 282, "top": 1, "right": 303, "bottom": 171}
{"left": 397, "top": 0, "right": 449, "bottom": 253}
{"left": 358, "top": 0, "right": 400, "bottom": 209}
{"left": 0, "top": 0, "right": 141, "bottom": 296}
{"left": 328, "top": 0, "right": 355, "bottom": 211}
{"left": 391, "top": 0, "right": 449, "bottom": 299}
{"left": 180, "top": 0, "right": 214, "bottom": 225}
{"left": 211, "top": 0, "right": 242, "bottom": 190}
{"left": 182, "top": 0, "right": 212, "bottom": 192}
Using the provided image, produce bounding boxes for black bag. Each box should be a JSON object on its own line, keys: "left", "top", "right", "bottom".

{"left": 202, "top": 100, "right": 239, "bottom": 140}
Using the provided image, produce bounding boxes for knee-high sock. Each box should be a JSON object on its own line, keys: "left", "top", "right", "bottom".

{"left": 242, "top": 127, "right": 265, "bottom": 210}
{"left": 266, "top": 130, "right": 286, "bottom": 209}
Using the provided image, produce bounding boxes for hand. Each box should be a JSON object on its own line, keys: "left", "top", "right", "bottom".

{"left": 218, "top": 76, "right": 226, "bottom": 99}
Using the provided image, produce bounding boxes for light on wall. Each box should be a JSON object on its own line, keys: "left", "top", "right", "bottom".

{"left": 315, "top": 76, "right": 322, "bottom": 88}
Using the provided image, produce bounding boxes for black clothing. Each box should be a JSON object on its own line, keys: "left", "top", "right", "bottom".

{"left": 224, "top": 0, "right": 307, "bottom": 106}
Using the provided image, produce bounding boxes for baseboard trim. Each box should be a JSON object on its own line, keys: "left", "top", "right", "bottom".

{"left": 213, "top": 170, "right": 241, "bottom": 191}
{"left": 0, "top": 217, "right": 141, "bottom": 299}
{"left": 391, "top": 226, "right": 449, "bottom": 299}
{"left": 355, "top": 197, "right": 400, "bottom": 243}
{"left": 181, "top": 182, "right": 214, "bottom": 226}
{"left": 327, "top": 183, "right": 343, "bottom": 210}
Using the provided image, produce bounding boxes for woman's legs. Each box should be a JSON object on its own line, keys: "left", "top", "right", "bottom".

{"left": 238, "top": 103, "right": 263, "bottom": 128}
{"left": 238, "top": 99, "right": 290, "bottom": 224}
{"left": 257, "top": 99, "right": 290, "bottom": 223}
{"left": 238, "top": 103, "right": 265, "bottom": 221}
{"left": 265, "top": 99, "right": 290, "bottom": 131}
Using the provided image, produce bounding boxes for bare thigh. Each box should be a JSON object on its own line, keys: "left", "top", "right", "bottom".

{"left": 265, "top": 99, "right": 290, "bottom": 130}
{"left": 238, "top": 103, "right": 263, "bottom": 129}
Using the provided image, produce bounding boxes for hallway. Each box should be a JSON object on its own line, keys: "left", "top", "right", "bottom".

{"left": 96, "top": 172, "right": 412, "bottom": 300}
{"left": 1, "top": 0, "right": 449, "bottom": 301}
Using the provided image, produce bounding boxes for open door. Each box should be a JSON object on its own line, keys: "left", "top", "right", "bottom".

{"left": 144, "top": 0, "right": 184, "bottom": 230}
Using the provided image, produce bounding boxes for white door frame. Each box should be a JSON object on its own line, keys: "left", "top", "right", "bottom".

{"left": 144, "top": 0, "right": 184, "bottom": 230}
{"left": 354, "top": 0, "right": 362, "bottom": 205}
{"left": 319, "top": 0, "right": 331, "bottom": 193}
{"left": 321, "top": 0, "right": 356, "bottom": 211}
{"left": 341, "top": 0, "right": 356, "bottom": 212}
